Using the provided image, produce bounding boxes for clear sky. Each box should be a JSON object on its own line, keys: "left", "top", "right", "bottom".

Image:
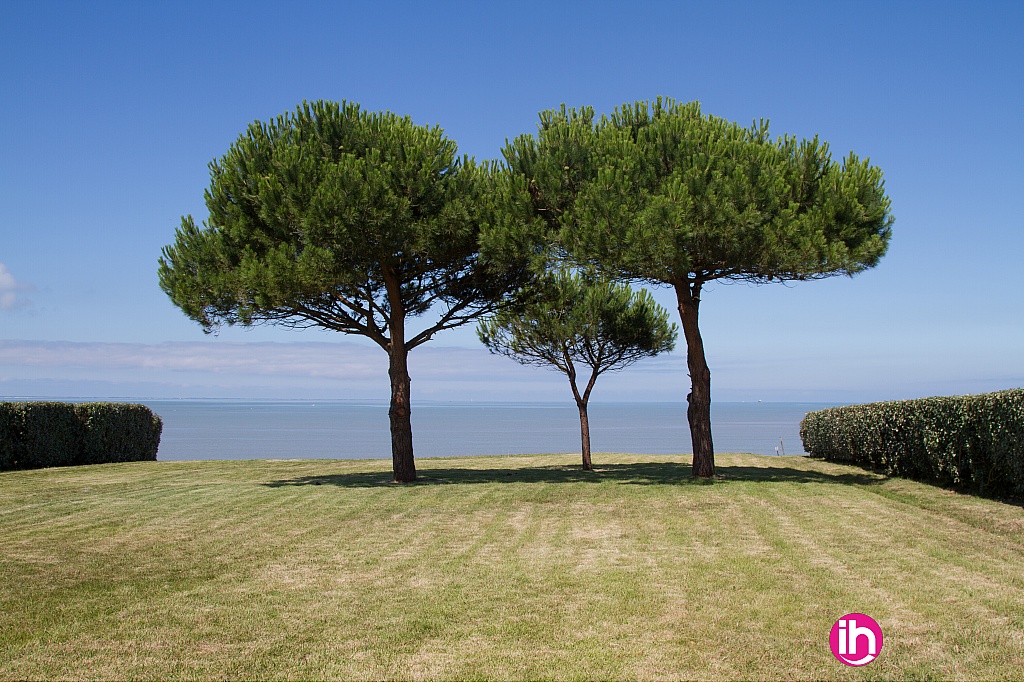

{"left": 1, "top": 0, "right": 1021, "bottom": 402}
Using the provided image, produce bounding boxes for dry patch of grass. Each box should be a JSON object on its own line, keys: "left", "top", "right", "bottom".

{"left": 1, "top": 452, "right": 1022, "bottom": 680}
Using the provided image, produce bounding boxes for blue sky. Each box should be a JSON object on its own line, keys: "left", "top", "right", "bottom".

{"left": 1, "top": 0, "right": 1021, "bottom": 402}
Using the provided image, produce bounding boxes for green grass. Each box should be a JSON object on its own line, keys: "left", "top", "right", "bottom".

{"left": 2, "top": 452, "right": 1023, "bottom": 680}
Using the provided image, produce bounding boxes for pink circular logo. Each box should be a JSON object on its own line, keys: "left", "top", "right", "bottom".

{"left": 830, "top": 613, "right": 883, "bottom": 666}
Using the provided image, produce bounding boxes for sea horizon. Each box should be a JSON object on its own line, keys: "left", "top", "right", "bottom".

{"left": 0, "top": 396, "right": 847, "bottom": 406}
{"left": 0, "top": 398, "right": 841, "bottom": 462}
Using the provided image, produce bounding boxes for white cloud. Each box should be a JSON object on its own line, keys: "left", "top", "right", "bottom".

{"left": 1, "top": 337, "right": 1017, "bottom": 403}
{"left": 0, "top": 340, "right": 567, "bottom": 400}
{"left": 0, "top": 339, "right": 687, "bottom": 401}
{"left": 0, "top": 263, "right": 19, "bottom": 310}
{"left": 0, "top": 340, "right": 383, "bottom": 379}
{"left": 0, "top": 339, "right": 580, "bottom": 382}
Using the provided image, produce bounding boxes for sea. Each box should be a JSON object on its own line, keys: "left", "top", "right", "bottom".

{"left": 111, "top": 400, "right": 836, "bottom": 461}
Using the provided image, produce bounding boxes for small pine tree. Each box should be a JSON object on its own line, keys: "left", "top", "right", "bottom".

{"left": 478, "top": 272, "right": 676, "bottom": 470}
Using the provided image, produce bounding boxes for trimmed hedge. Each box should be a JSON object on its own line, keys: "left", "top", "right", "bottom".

{"left": 0, "top": 402, "right": 162, "bottom": 470}
{"left": 76, "top": 403, "right": 164, "bottom": 465}
{"left": 800, "top": 389, "right": 1024, "bottom": 500}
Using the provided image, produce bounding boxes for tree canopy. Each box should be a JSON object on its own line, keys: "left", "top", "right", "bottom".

{"left": 159, "top": 100, "right": 530, "bottom": 482}
{"left": 502, "top": 98, "right": 893, "bottom": 477}
{"left": 478, "top": 271, "right": 676, "bottom": 469}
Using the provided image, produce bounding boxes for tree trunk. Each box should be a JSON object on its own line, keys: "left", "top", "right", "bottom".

{"left": 674, "top": 279, "right": 715, "bottom": 478}
{"left": 388, "top": 344, "right": 416, "bottom": 482}
{"left": 577, "top": 401, "right": 593, "bottom": 471}
{"left": 383, "top": 263, "right": 415, "bottom": 482}
{"left": 563, "top": 346, "right": 599, "bottom": 471}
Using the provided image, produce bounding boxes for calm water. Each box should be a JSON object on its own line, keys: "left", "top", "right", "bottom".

{"left": 135, "top": 400, "right": 833, "bottom": 461}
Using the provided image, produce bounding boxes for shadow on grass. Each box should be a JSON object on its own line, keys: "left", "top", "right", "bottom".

{"left": 263, "top": 461, "right": 885, "bottom": 489}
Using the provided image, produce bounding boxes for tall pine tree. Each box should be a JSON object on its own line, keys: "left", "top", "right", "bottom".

{"left": 502, "top": 99, "right": 892, "bottom": 477}
{"left": 159, "top": 101, "right": 531, "bottom": 482}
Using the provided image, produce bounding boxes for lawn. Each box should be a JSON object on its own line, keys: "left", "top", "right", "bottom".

{"left": 1, "top": 452, "right": 1022, "bottom": 680}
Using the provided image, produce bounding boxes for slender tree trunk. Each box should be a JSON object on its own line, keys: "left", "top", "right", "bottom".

{"left": 383, "top": 264, "right": 416, "bottom": 482}
{"left": 563, "top": 346, "right": 598, "bottom": 471}
{"left": 577, "top": 400, "right": 593, "bottom": 471}
{"left": 674, "top": 278, "right": 715, "bottom": 478}
{"left": 388, "top": 344, "right": 416, "bottom": 482}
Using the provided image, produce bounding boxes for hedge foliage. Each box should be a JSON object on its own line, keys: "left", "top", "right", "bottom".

{"left": 800, "top": 389, "right": 1024, "bottom": 500}
{"left": 0, "top": 402, "right": 162, "bottom": 470}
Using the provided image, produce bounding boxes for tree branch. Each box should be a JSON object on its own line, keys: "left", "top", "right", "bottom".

{"left": 562, "top": 343, "right": 584, "bottom": 406}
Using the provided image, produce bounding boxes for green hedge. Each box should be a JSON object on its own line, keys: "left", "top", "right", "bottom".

{"left": 0, "top": 402, "right": 162, "bottom": 470}
{"left": 800, "top": 389, "right": 1024, "bottom": 500}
